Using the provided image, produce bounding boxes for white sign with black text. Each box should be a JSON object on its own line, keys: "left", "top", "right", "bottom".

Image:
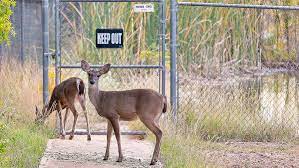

{"left": 96, "top": 29, "right": 123, "bottom": 48}
{"left": 133, "top": 4, "right": 154, "bottom": 13}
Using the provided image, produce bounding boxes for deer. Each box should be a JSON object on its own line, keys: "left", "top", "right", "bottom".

{"left": 35, "top": 77, "right": 91, "bottom": 141}
{"left": 81, "top": 60, "right": 167, "bottom": 165}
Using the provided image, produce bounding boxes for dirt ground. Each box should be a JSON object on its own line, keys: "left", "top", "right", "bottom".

{"left": 39, "top": 134, "right": 299, "bottom": 168}
{"left": 41, "top": 114, "right": 299, "bottom": 168}
{"left": 39, "top": 135, "right": 163, "bottom": 168}
{"left": 203, "top": 141, "right": 299, "bottom": 168}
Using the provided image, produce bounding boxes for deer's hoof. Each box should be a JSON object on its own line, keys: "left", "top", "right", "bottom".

{"left": 150, "top": 159, "right": 157, "bottom": 165}
{"left": 69, "top": 135, "right": 74, "bottom": 140}
{"left": 116, "top": 157, "right": 123, "bottom": 162}
{"left": 87, "top": 135, "right": 91, "bottom": 141}
{"left": 60, "top": 135, "right": 66, "bottom": 139}
{"left": 103, "top": 156, "right": 109, "bottom": 161}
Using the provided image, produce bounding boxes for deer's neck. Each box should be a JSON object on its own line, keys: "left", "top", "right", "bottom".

{"left": 44, "top": 100, "right": 57, "bottom": 118}
{"left": 88, "top": 81, "right": 103, "bottom": 108}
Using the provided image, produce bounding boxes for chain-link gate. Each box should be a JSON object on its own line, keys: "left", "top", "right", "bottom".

{"left": 42, "top": 0, "right": 166, "bottom": 134}
{"left": 171, "top": 2, "right": 299, "bottom": 141}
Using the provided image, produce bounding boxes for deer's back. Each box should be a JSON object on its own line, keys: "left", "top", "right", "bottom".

{"left": 49, "top": 77, "right": 85, "bottom": 109}
{"left": 99, "top": 89, "right": 164, "bottom": 118}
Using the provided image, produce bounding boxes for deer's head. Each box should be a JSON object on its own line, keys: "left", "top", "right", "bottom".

{"left": 35, "top": 105, "right": 48, "bottom": 124}
{"left": 35, "top": 102, "right": 55, "bottom": 124}
{"left": 81, "top": 60, "right": 111, "bottom": 85}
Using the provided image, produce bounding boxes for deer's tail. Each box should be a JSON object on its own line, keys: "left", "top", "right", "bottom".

{"left": 162, "top": 96, "right": 167, "bottom": 113}
{"left": 77, "top": 79, "right": 85, "bottom": 96}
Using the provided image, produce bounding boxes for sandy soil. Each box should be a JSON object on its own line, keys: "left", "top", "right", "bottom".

{"left": 43, "top": 112, "right": 299, "bottom": 168}
{"left": 39, "top": 133, "right": 299, "bottom": 168}
{"left": 39, "top": 135, "right": 163, "bottom": 168}
{"left": 203, "top": 142, "right": 299, "bottom": 168}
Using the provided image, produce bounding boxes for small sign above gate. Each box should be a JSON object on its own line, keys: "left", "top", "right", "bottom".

{"left": 96, "top": 29, "right": 123, "bottom": 48}
{"left": 133, "top": 4, "right": 154, "bottom": 13}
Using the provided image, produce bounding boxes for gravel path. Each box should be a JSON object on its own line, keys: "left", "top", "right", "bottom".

{"left": 39, "top": 135, "right": 163, "bottom": 168}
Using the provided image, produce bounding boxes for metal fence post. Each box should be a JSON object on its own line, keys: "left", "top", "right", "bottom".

{"left": 20, "top": 0, "right": 25, "bottom": 64}
{"left": 161, "top": 0, "right": 166, "bottom": 96}
{"left": 42, "top": 0, "right": 49, "bottom": 104}
{"left": 170, "top": 0, "right": 177, "bottom": 120}
{"left": 297, "top": 19, "right": 299, "bottom": 63}
{"left": 55, "top": 0, "right": 61, "bottom": 86}
{"left": 54, "top": 0, "right": 61, "bottom": 133}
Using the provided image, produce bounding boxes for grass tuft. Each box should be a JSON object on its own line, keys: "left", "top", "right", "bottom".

{"left": 0, "top": 59, "right": 56, "bottom": 167}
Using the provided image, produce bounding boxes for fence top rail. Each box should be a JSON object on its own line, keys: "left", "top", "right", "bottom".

{"left": 60, "top": 0, "right": 160, "bottom": 2}
{"left": 177, "top": 2, "right": 299, "bottom": 10}
{"left": 59, "top": 64, "right": 163, "bottom": 69}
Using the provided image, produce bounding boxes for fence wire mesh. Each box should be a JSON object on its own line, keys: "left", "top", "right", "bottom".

{"left": 177, "top": 6, "right": 299, "bottom": 141}
{"left": 59, "top": 2, "right": 162, "bottom": 65}
{"left": 56, "top": 2, "right": 162, "bottom": 131}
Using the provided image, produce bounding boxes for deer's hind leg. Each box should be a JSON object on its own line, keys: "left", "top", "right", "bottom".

{"left": 57, "top": 102, "right": 66, "bottom": 139}
{"left": 63, "top": 108, "right": 69, "bottom": 133}
{"left": 139, "top": 115, "right": 162, "bottom": 165}
{"left": 68, "top": 104, "right": 78, "bottom": 140}
{"left": 78, "top": 94, "right": 91, "bottom": 141}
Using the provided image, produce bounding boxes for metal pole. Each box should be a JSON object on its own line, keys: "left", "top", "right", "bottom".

{"left": 61, "top": 0, "right": 160, "bottom": 2}
{"left": 170, "top": 0, "right": 177, "bottom": 120}
{"left": 55, "top": 0, "right": 61, "bottom": 86}
{"left": 59, "top": 64, "right": 163, "bottom": 69}
{"left": 161, "top": 0, "right": 166, "bottom": 96}
{"left": 177, "top": 2, "right": 299, "bottom": 10}
{"left": 54, "top": 0, "right": 61, "bottom": 134}
{"left": 20, "top": 0, "right": 25, "bottom": 64}
{"left": 296, "top": 18, "right": 299, "bottom": 63}
{"left": 42, "top": 0, "right": 49, "bottom": 104}
{"left": 59, "top": 4, "right": 62, "bottom": 83}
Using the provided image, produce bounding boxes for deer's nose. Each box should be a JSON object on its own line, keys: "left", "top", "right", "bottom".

{"left": 90, "top": 80, "right": 95, "bottom": 85}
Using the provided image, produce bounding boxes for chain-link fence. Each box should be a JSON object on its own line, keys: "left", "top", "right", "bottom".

{"left": 1, "top": 0, "right": 299, "bottom": 141}
{"left": 0, "top": 0, "right": 57, "bottom": 63}
{"left": 55, "top": 1, "right": 165, "bottom": 131}
{"left": 0, "top": 0, "right": 166, "bottom": 132}
{"left": 176, "top": 3, "right": 299, "bottom": 141}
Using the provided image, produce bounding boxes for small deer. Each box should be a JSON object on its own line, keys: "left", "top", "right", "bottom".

{"left": 81, "top": 60, "right": 167, "bottom": 165}
{"left": 35, "top": 77, "right": 91, "bottom": 141}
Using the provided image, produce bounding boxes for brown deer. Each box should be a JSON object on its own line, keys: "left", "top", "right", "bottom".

{"left": 81, "top": 60, "right": 167, "bottom": 165}
{"left": 35, "top": 77, "right": 91, "bottom": 141}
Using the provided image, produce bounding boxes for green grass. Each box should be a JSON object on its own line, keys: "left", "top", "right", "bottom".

{"left": 0, "top": 60, "right": 56, "bottom": 168}
{"left": 160, "top": 135, "right": 212, "bottom": 168}
{"left": 0, "top": 121, "right": 55, "bottom": 168}
{"left": 0, "top": 123, "right": 53, "bottom": 167}
{"left": 128, "top": 118, "right": 214, "bottom": 167}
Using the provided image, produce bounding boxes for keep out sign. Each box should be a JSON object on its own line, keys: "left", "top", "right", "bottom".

{"left": 96, "top": 29, "right": 123, "bottom": 48}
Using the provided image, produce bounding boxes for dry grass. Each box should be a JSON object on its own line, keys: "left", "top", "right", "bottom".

{"left": 0, "top": 59, "right": 41, "bottom": 122}
{"left": 0, "top": 59, "right": 55, "bottom": 167}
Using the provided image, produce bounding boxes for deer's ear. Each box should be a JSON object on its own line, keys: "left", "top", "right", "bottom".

{"left": 81, "top": 60, "right": 90, "bottom": 72}
{"left": 98, "top": 63, "right": 111, "bottom": 75}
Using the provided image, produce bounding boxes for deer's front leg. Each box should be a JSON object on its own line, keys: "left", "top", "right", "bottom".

{"left": 104, "top": 120, "right": 113, "bottom": 160}
{"left": 109, "top": 117, "right": 123, "bottom": 162}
